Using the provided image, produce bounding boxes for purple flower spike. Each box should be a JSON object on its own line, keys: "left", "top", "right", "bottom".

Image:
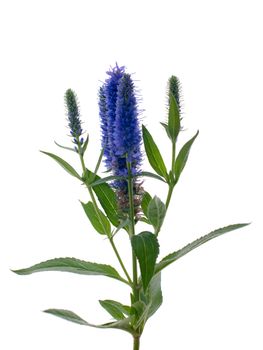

{"left": 98, "top": 64, "right": 143, "bottom": 218}
{"left": 114, "top": 73, "right": 142, "bottom": 164}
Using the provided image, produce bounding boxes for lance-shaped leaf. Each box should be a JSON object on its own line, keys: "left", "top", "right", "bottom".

{"left": 99, "top": 300, "right": 131, "bottom": 320}
{"left": 12, "top": 257, "right": 128, "bottom": 284}
{"left": 141, "top": 191, "right": 152, "bottom": 218}
{"left": 168, "top": 94, "right": 180, "bottom": 142}
{"left": 142, "top": 125, "right": 168, "bottom": 179}
{"left": 138, "top": 171, "right": 167, "bottom": 183}
{"left": 112, "top": 218, "right": 130, "bottom": 237}
{"left": 155, "top": 223, "right": 250, "bottom": 274}
{"left": 40, "top": 151, "right": 81, "bottom": 180}
{"left": 131, "top": 231, "right": 160, "bottom": 291}
{"left": 160, "top": 122, "right": 171, "bottom": 139}
{"left": 147, "top": 196, "right": 166, "bottom": 234}
{"left": 86, "top": 170, "right": 120, "bottom": 227}
{"left": 146, "top": 272, "right": 163, "bottom": 319}
{"left": 43, "top": 309, "right": 135, "bottom": 335}
{"left": 81, "top": 134, "right": 89, "bottom": 155}
{"left": 173, "top": 131, "right": 199, "bottom": 183}
{"left": 54, "top": 141, "right": 76, "bottom": 153}
{"left": 81, "top": 201, "right": 111, "bottom": 236}
{"left": 88, "top": 175, "right": 126, "bottom": 187}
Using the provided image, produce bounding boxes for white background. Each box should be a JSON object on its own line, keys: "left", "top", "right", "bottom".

{"left": 0, "top": 0, "right": 262, "bottom": 349}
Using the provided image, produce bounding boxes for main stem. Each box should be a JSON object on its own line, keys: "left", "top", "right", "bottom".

{"left": 133, "top": 335, "right": 140, "bottom": 350}
{"left": 126, "top": 160, "right": 139, "bottom": 302}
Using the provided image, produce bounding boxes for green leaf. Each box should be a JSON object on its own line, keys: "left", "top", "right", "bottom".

{"left": 142, "top": 125, "right": 168, "bottom": 179}
{"left": 88, "top": 171, "right": 120, "bottom": 228}
{"left": 130, "top": 300, "right": 149, "bottom": 329}
{"left": 54, "top": 141, "right": 76, "bottom": 153}
{"left": 160, "top": 122, "right": 171, "bottom": 139}
{"left": 173, "top": 131, "right": 199, "bottom": 183}
{"left": 40, "top": 151, "right": 81, "bottom": 180}
{"left": 81, "top": 134, "right": 89, "bottom": 155}
{"left": 136, "top": 273, "right": 163, "bottom": 324}
{"left": 147, "top": 196, "right": 166, "bottom": 234}
{"left": 112, "top": 218, "right": 130, "bottom": 237}
{"left": 44, "top": 309, "right": 134, "bottom": 335}
{"left": 81, "top": 201, "right": 111, "bottom": 235}
{"left": 99, "top": 300, "right": 131, "bottom": 320}
{"left": 131, "top": 231, "right": 160, "bottom": 291}
{"left": 88, "top": 175, "right": 125, "bottom": 187}
{"left": 44, "top": 309, "right": 90, "bottom": 326}
{"left": 155, "top": 223, "right": 250, "bottom": 274}
{"left": 141, "top": 191, "right": 152, "bottom": 218}
{"left": 168, "top": 94, "right": 180, "bottom": 142}
{"left": 12, "top": 257, "right": 127, "bottom": 284}
{"left": 138, "top": 171, "right": 167, "bottom": 183}
{"left": 138, "top": 217, "right": 151, "bottom": 224}
{"left": 145, "top": 272, "right": 163, "bottom": 319}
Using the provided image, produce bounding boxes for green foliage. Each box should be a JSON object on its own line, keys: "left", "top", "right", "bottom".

{"left": 44, "top": 309, "right": 135, "bottom": 335}
{"left": 142, "top": 125, "right": 168, "bottom": 179}
{"left": 12, "top": 257, "right": 127, "bottom": 284}
{"left": 88, "top": 174, "right": 125, "bottom": 187}
{"left": 155, "top": 223, "right": 250, "bottom": 273}
{"left": 92, "top": 180, "right": 120, "bottom": 227}
{"left": 131, "top": 232, "right": 160, "bottom": 291}
{"left": 40, "top": 151, "right": 81, "bottom": 180}
{"left": 147, "top": 196, "right": 166, "bottom": 234}
{"left": 99, "top": 300, "right": 130, "bottom": 320}
{"left": 85, "top": 170, "right": 120, "bottom": 227}
{"left": 160, "top": 122, "right": 170, "bottom": 138}
{"left": 141, "top": 191, "right": 152, "bottom": 218}
{"left": 81, "top": 201, "right": 111, "bottom": 235}
{"left": 144, "top": 272, "right": 163, "bottom": 319}
{"left": 138, "top": 171, "right": 167, "bottom": 183}
{"left": 81, "top": 134, "right": 89, "bottom": 155}
{"left": 173, "top": 131, "right": 199, "bottom": 183}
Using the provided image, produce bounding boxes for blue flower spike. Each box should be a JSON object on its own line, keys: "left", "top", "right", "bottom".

{"left": 65, "top": 89, "right": 83, "bottom": 146}
{"left": 99, "top": 64, "right": 144, "bottom": 218}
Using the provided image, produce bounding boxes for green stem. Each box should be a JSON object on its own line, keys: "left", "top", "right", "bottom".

{"left": 165, "top": 184, "right": 174, "bottom": 209}
{"left": 77, "top": 141, "right": 132, "bottom": 286}
{"left": 109, "top": 236, "right": 133, "bottom": 285}
{"left": 133, "top": 335, "right": 140, "bottom": 350}
{"left": 126, "top": 160, "right": 139, "bottom": 302}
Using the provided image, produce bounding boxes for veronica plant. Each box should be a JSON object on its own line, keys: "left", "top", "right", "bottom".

{"left": 12, "top": 64, "right": 249, "bottom": 350}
